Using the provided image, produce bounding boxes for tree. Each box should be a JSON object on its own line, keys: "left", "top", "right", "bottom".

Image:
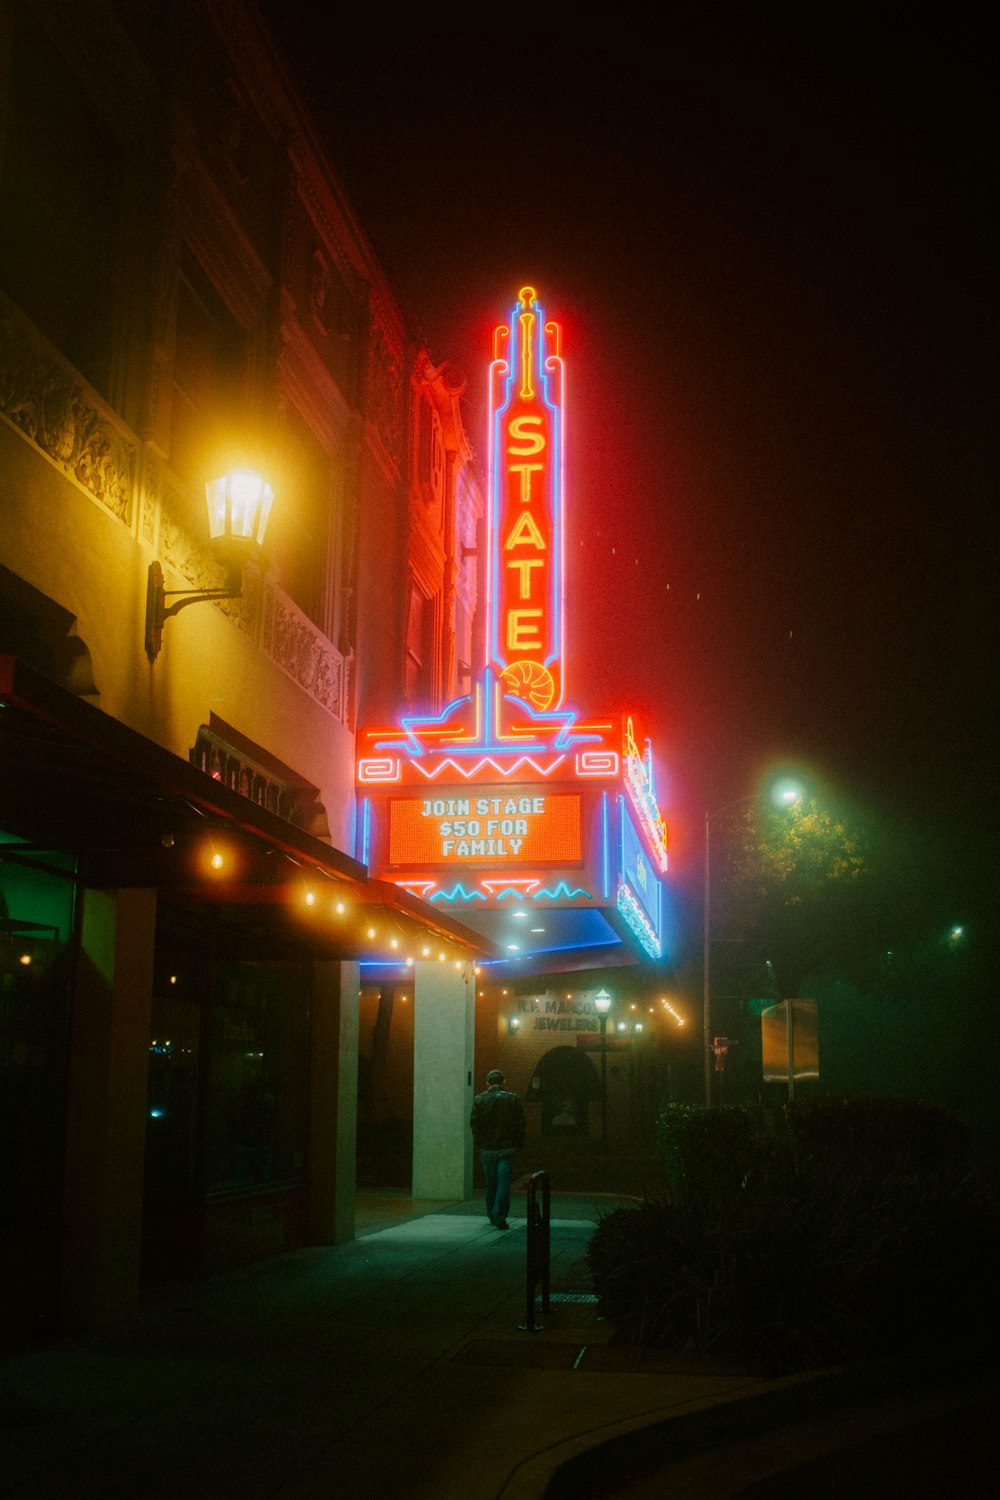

{"left": 714, "top": 794, "right": 871, "bottom": 1002}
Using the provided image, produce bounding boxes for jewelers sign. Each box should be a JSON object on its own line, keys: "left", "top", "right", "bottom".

{"left": 388, "top": 790, "right": 581, "bottom": 866}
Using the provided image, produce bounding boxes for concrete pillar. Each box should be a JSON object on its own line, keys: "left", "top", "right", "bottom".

{"left": 412, "top": 961, "right": 474, "bottom": 1200}
{"left": 61, "top": 886, "right": 156, "bottom": 1329}
{"left": 308, "top": 960, "right": 359, "bottom": 1245}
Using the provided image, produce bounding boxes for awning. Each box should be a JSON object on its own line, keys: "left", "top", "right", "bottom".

{"left": 0, "top": 656, "right": 496, "bottom": 962}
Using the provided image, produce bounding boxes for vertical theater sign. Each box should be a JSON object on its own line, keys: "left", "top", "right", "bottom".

{"left": 358, "top": 287, "right": 668, "bottom": 970}
{"left": 488, "top": 286, "right": 565, "bottom": 712}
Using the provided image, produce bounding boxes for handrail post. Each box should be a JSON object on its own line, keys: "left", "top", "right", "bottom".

{"left": 520, "top": 1169, "right": 550, "bottom": 1332}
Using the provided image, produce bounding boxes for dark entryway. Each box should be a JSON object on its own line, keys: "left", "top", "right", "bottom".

{"left": 529, "top": 1046, "right": 601, "bottom": 1136}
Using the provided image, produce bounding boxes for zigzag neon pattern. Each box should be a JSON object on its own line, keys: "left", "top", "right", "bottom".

{"left": 392, "top": 877, "right": 592, "bottom": 904}
{"left": 413, "top": 755, "right": 566, "bottom": 780}
{"left": 428, "top": 884, "right": 489, "bottom": 903}
{"left": 534, "top": 882, "right": 592, "bottom": 900}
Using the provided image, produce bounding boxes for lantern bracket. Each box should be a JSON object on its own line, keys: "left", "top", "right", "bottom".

{"left": 144, "top": 562, "right": 247, "bottom": 659}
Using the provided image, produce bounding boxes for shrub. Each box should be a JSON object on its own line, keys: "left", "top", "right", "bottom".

{"left": 589, "top": 1096, "right": 999, "bottom": 1372}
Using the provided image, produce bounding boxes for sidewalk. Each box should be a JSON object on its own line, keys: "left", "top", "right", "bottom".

{"left": 2, "top": 1180, "right": 995, "bottom": 1499}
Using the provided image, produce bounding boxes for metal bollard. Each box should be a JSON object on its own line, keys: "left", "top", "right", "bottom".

{"left": 519, "top": 1169, "right": 551, "bottom": 1332}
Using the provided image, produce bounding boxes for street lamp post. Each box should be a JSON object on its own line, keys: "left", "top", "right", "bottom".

{"left": 703, "top": 785, "right": 801, "bottom": 1106}
{"left": 594, "top": 988, "right": 612, "bottom": 1150}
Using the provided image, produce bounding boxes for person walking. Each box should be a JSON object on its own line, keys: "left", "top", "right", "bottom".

{"left": 470, "top": 1068, "right": 526, "bottom": 1230}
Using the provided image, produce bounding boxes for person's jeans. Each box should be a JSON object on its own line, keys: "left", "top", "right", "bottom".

{"left": 480, "top": 1148, "right": 517, "bottom": 1224}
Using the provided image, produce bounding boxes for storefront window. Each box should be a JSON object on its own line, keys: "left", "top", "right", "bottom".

{"left": 205, "top": 961, "right": 309, "bottom": 1194}
{"left": 146, "top": 969, "right": 200, "bottom": 1202}
{"left": 0, "top": 837, "right": 75, "bottom": 1234}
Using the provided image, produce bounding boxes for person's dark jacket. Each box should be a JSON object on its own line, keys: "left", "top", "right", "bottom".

{"left": 470, "top": 1087, "right": 526, "bottom": 1151}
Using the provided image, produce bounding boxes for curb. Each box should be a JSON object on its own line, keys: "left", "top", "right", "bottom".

{"left": 497, "top": 1344, "right": 996, "bottom": 1500}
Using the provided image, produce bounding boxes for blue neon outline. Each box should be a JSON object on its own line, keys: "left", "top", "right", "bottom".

{"left": 487, "top": 292, "right": 564, "bottom": 685}
{"left": 618, "top": 795, "right": 662, "bottom": 943}
{"left": 616, "top": 881, "right": 662, "bottom": 958}
{"left": 370, "top": 669, "right": 603, "bottom": 759}
{"left": 601, "top": 792, "right": 610, "bottom": 900}
{"left": 360, "top": 797, "right": 371, "bottom": 866}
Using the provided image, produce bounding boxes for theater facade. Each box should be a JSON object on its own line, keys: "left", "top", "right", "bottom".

{"left": 358, "top": 288, "right": 674, "bottom": 1159}
{"left": 0, "top": 0, "right": 490, "bottom": 1335}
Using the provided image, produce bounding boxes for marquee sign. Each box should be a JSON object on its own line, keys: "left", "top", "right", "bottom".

{"left": 388, "top": 790, "right": 582, "bottom": 866}
{"left": 488, "top": 287, "right": 565, "bottom": 711}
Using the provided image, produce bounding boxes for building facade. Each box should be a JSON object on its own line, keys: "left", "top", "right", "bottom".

{"left": 0, "top": 0, "right": 484, "bottom": 1335}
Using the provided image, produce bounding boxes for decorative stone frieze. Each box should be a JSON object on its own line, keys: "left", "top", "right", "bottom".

{"left": 261, "top": 578, "right": 346, "bottom": 720}
{"left": 0, "top": 304, "right": 134, "bottom": 521}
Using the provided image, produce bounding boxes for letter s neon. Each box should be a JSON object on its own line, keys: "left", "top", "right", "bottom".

{"left": 507, "top": 416, "right": 545, "bottom": 455}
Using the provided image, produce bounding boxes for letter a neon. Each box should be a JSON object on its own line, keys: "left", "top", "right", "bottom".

{"left": 504, "top": 511, "right": 546, "bottom": 550}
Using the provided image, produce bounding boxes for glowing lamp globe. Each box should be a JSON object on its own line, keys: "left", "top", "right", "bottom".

{"left": 205, "top": 469, "right": 273, "bottom": 581}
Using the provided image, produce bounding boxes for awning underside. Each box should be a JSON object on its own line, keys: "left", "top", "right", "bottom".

{"left": 0, "top": 656, "right": 495, "bottom": 962}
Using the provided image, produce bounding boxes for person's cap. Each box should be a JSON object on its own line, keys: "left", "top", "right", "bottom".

{"left": 486, "top": 1069, "right": 504, "bottom": 1084}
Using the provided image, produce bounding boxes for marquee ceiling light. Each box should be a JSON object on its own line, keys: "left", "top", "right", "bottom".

{"left": 145, "top": 469, "right": 273, "bottom": 659}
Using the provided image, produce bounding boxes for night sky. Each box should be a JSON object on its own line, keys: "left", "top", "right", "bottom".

{"left": 259, "top": 4, "right": 994, "bottom": 951}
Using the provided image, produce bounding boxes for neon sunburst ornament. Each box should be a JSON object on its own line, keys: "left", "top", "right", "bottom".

{"left": 501, "top": 659, "right": 556, "bottom": 711}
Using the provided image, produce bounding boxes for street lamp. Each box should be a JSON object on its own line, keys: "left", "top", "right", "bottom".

{"left": 703, "top": 784, "right": 800, "bottom": 1105}
{"left": 594, "top": 988, "right": 612, "bottom": 1150}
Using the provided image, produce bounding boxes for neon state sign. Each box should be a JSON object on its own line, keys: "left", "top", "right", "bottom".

{"left": 355, "top": 287, "right": 670, "bottom": 961}
{"left": 488, "top": 287, "right": 565, "bottom": 712}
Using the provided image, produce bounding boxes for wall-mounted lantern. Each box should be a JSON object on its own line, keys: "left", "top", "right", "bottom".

{"left": 145, "top": 469, "right": 273, "bottom": 660}
{"left": 507, "top": 1014, "right": 521, "bottom": 1035}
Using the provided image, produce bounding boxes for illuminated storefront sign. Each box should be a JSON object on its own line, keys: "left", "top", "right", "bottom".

{"left": 488, "top": 287, "right": 565, "bottom": 712}
{"left": 388, "top": 789, "right": 581, "bottom": 867}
